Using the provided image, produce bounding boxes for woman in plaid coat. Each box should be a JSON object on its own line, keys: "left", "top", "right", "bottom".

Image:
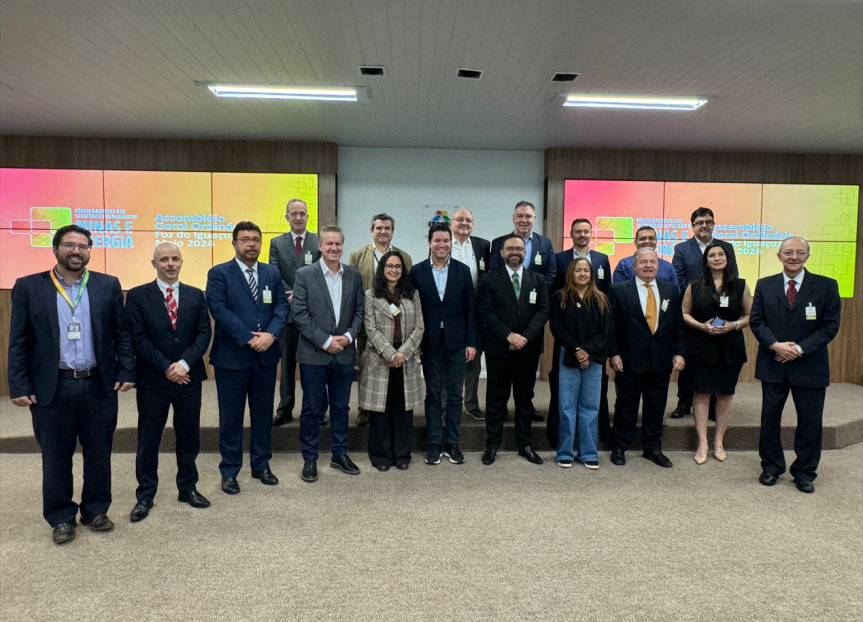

{"left": 359, "top": 251, "right": 425, "bottom": 471}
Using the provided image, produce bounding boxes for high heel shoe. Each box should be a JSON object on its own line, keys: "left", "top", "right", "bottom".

{"left": 693, "top": 453, "right": 707, "bottom": 465}
{"left": 714, "top": 446, "right": 727, "bottom": 462}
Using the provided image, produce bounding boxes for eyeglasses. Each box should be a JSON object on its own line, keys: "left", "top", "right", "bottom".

{"left": 384, "top": 264, "right": 403, "bottom": 271}
{"left": 453, "top": 218, "right": 473, "bottom": 224}
{"left": 237, "top": 237, "right": 262, "bottom": 246}
{"left": 287, "top": 212, "right": 308, "bottom": 219}
{"left": 503, "top": 246, "right": 526, "bottom": 252}
{"left": 693, "top": 219, "right": 715, "bottom": 227}
{"left": 58, "top": 243, "right": 92, "bottom": 252}
{"left": 780, "top": 250, "right": 809, "bottom": 258}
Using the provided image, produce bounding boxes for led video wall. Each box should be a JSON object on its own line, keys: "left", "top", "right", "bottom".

{"left": 0, "top": 169, "right": 319, "bottom": 289}
{"left": 563, "top": 180, "right": 858, "bottom": 297}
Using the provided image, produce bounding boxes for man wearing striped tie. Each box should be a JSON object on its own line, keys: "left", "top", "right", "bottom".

{"left": 125, "top": 243, "right": 213, "bottom": 522}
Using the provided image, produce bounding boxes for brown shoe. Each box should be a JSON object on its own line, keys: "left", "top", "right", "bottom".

{"left": 356, "top": 410, "right": 370, "bottom": 427}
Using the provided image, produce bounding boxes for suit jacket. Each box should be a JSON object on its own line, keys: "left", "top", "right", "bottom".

{"left": 206, "top": 260, "right": 289, "bottom": 370}
{"left": 607, "top": 279, "right": 686, "bottom": 376}
{"left": 8, "top": 270, "right": 136, "bottom": 405}
{"left": 268, "top": 231, "right": 321, "bottom": 324}
{"left": 749, "top": 269, "right": 841, "bottom": 388}
{"left": 125, "top": 280, "right": 212, "bottom": 390}
{"left": 467, "top": 236, "right": 491, "bottom": 285}
{"left": 477, "top": 268, "right": 550, "bottom": 359}
{"left": 349, "top": 243, "right": 414, "bottom": 290}
{"left": 292, "top": 261, "right": 366, "bottom": 366}
{"left": 358, "top": 290, "right": 425, "bottom": 412}
{"left": 672, "top": 236, "right": 738, "bottom": 292}
{"left": 552, "top": 249, "right": 612, "bottom": 296}
{"left": 490, "top": 231, "right": 557, "bottom": 288}
{"left": 613, "top": 255, "right": 680, "bottom": 290}
{"left": 410, "top": 259, "right": 478, "bottom": 351}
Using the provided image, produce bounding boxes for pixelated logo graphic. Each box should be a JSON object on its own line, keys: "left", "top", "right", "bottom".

{"left": 10, "top": 207, "right": 72, "bottom": 247}
{"left": 428, "top": 210, "right": 451, "bottom": 227}
{"left": 592, "top": 216, "right": 634, "bottom": 254}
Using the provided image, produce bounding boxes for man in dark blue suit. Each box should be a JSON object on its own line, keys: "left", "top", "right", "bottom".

{"left": 490, "top": 201, "right": 557, "bottom": 289}
{"left": 750, "top": 237, "right": 841, "bottom": 493}
{"left": 411, "top": 222, "right": 477, "bottom": 466}
{"left": 612, "top": 226, "right": 679, "bottom": 288}
{"left": 8, "top": 225, "right": 135, "bottom": 544}
{"left": 206, "top": 222, "right": 289, "bottom": 494}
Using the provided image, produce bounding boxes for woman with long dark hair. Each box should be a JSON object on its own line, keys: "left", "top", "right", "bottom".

{"left": 550, "top": 256, "right": 613, "bottom": 469}
{"left": 358, "top": 251, "right": 425, "bottom": 471}
{"left": 681, "top": 240, "right": 753, "bottom": 464}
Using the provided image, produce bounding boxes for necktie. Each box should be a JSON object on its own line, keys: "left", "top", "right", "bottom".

{"left": 295, "top": 235, "right": 303, "bottom": 258}
{"left": 512, "top": 273, "right": 521, "bottom": 299}
{"left": 247, "top": 268, "right": 258, "bottom": 301}
{"left": 786, "top": 279, "right": 797, "bottom": 306}
{"left": 165, "top": 287, "right": 177, "bottom": 330}
{"left": 644, "top": 282, "right": 657, "bottom": 333}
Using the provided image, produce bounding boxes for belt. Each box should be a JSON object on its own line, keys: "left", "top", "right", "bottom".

{"left": 59, "top": 367, "right": 97, "bottom": 379}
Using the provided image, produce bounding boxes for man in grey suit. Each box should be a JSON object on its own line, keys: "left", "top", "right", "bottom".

{"left": 269, "top": 199, "right": 324, "bottom": 427}
{"left": 291, "top": 225, "right": 366, "bottom": 483}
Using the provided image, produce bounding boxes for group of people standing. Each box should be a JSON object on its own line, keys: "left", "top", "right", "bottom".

{"left": 7, "top": 199, "right": 842, "bottom": 546}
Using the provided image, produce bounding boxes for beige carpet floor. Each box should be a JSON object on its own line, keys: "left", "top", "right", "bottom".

{"left": 1, "top": 445, "right": 861, "bottom": 622}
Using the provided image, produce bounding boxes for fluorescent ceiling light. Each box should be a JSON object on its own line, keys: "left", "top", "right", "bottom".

{"left": 563, "top": 95, "right": 706, "bottom": 111}
{"left": 207, "top": 84, "right": 362, "bottom": 102}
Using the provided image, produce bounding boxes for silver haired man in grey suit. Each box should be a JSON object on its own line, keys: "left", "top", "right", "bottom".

{"left": 292, "top": 225, "right": 366, "bottom": 483}
{"left": 269, "top": 198, "right": 323, "bottom": 427}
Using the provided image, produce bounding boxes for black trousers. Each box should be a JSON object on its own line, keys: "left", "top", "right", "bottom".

{"left": 135, "top": 382, "right": 202, "bottom": 503}
{"left": 612, "top": 369, "right": 670, "bottom": 451}
{"left": 547, "top": 343, "right": 611, "bottom": 447}
{"left": 279, "top": 322, "right": 328, "bottom": 417}
{"left": 368, "top": 366, "right": 413, "bottom": 467}
{"left": 485, "top": 353, "right": 539, "bottom": 451}
{"left": 30, "top": 373, "right": 118, "bottom": 527}
{"left": 759, "top": 379, "right": 825, "bottom": 481}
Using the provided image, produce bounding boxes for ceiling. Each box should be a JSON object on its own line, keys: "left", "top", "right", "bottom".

{"left": 1, "top": 0, "right": 861, "bottom": 153}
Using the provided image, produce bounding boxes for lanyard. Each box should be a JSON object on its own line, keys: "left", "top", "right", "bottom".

{"left": 51, "top": 269, "right": 89, "bottom": 316}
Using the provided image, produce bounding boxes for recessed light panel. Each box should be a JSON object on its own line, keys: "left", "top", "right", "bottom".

{"left": 207, "top": 84, "right": 363, "bottom": 102}
{"left": 563, "top": 94, "right": 707, "bottom": 111}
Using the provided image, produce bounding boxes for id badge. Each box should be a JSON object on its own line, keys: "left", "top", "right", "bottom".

{"left": 805, "top": 303, "right": 816, "bottom": 320}
{"left": 389, "top": 303, "right": 401, "bottom": 316}
{"left": 305, "top": 252, "right": 313, "bottom": 265}
{"left": 661, "top": 299, "right": 669, "bottom": 312}
{"left": 719, "top": 295, "right": 729, "bottom": 308}
{"left": 534, "top": 254, "right": 542, "bottom": 266}
{"left": 529, "top": 290, "right": 537, "bottom": 304}
{"left": 263, "top": 287, "right": 272, "bottom": 304}
{"left": 597, "top": 267, "right": 605, "bottom": 280}
{"left": 67, "top": 320, "right": 81, "bottom": 340}
{"left": 479, "top": 259, "right": 486, "bottom": 271}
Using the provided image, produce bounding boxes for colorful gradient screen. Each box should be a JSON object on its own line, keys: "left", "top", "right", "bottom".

{"left": 0, "top": 169, "right": 319, "bottom": 289}
{"left": 563, "top": 180, "right": 858, "bottom": 297}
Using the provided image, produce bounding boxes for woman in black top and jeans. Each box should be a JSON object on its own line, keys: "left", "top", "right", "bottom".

{"left": 681, "top": 240, "right": 752, "bottom": 464}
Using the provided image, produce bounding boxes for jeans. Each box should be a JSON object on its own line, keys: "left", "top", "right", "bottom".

{"left": 557, "top": 353, "right": 602, "bottom": 462}
{"left": 299, "top": 357, "right": 354, "bottom": 461}
{"left": 422, "top": 336, "right": 467, "bottom": 448}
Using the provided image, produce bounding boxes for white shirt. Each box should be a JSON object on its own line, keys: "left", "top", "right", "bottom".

{"left": 372, "top": 244, "right": 393, "bottom": 272}
{"left": 505, "top": 265, "right": 525, "bottom": 289}
{"left": 321, "top": 261, "right": 353, "bottom": 350}
{"left": 156, "top": 278, "right": 189, "bottom": 371}
{"left": 696, "top": 237, "right": 713, "bottom": 255}
{"left": 572, "top": 247, "right": 592, "bottom": 262}
{"left": 635, "top": 276, "right": 660, "bottom": 317}
{"left": 235, "top": 258, "right": 258, "bottom": 283}
{"left": 291, "top": 230, "right": 306, "bottom": 246}
{"left": 783, "top": 269, "right": 804, "bottom": 290}
{"left": 451, "top": 237, "right": 478, "bottom": 289}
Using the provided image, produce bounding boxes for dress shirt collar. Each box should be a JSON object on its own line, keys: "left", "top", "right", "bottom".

{"left": 783, "top": 269, "right": 804, "bottom": 287}
{"left": 505, "top": 265, "right": 524, "bottom": 281}
{"left": 453, "top": 236, "right": 472, "bottom": 249}
{"left": 573, "top": 247, "right": 592, "bottom": 260}
{"left": 235, "top": 258, "right": 258, "bottom": 274}
{"left": 431, "top": 258, "right": 450, "bottom": 273}
{"left": 635, "top": 276, "right": 656, "bottom": 288}
{"left": 322, "top": 261, "right": 344, "bottom": 278}
{"left": 156, "top": 279, "right": 180, "bottom": 294}
{"left": 291, "top": 230, "right": 307, "bottom": 244}
{"left": 53, "top": 267, "right": 84, "bottom": 286}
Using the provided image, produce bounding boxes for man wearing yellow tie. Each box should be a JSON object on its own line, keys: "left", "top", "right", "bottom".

{"left": 607, "top": 248, "right": 686, "bottom": 468}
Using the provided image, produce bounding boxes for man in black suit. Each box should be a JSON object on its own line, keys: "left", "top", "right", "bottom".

{"left": 608, "top": 248, "right": 686, "bottom": 468}
{"left": 125, "top": 243, "right": 213, "bottom": 522}
{"left": 549, "top": 218, "right": 613, "bottom": 447}
{"left": 750, "top": 237, "right": 841, "bottom": 493}
{"left": 477, "top": 235, "right": 550, "bottom": 466}
{"left": 411, "top": 222, "right": 477, "bottom": 465}
{"left": 450, "top": 207, "right": 490, "bottom": 421}
{"left": 670, "top": 207, "right": 739, "bottom": 419}
{"left": 489, "top": 201, "right": 557, "bottom": 289}
{"left": 8, "top": 225, "right": 135, "bottom": 545}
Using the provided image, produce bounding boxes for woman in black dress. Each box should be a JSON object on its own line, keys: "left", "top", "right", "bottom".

{"left": 681, "top": 240, "right": 752, "bottom": 464}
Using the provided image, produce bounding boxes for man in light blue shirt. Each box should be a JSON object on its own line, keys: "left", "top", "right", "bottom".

{"left": 613, "top": 226, "right": 680, "bottom": 291}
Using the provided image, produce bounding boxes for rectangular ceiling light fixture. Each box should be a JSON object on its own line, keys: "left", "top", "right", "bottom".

{"left": 562, "top": 94, "right": 707, "bottom": 111}
{"left": 207, "top": 84, "right": 363, "bottom": 102}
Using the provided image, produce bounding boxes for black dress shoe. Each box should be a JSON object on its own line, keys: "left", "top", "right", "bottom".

{"left": 759, "top": 472, "right": 779, "bottom": 486}
{"left": 80, "top": 514, "right": 114, "bottom": 531}
{"left": 331, "top": 454, "right": 361, "bottom": 475}
{"left": 356, "top": 410, "right": 370, "bottom": 427}
{"left": 376, "top": 464, "right": 391, "bottom": 472}
{"left": 273, "top": 412, "right": 293, "bottom": 427}
{"left": 52, "top": 523, "right": 76, "bottom": 545}
{"left": 518, "top": 445, "right": 544, "bottom": 465}
{"left": 531, "top": 413, "right": 545, "bottom": 422}
{"left": 610, "top": 449, "right": 626, "bottom": 465}
{"left": 795, "top": 479, "right": 815, "bottom": 493}
{"left": 395, "top": 460, "right": 410, "bottom": 470}
{"left": 178, "top": 489, "right": 211, "bottom": 508}
{"left": 302, "top": 460, "right": 318, "bottom": 483}
{"left": 251, "top": 468, "right": 279, "bottom": 485}
{"left": 670, "top": 405, "right": 691, "bottom": 419}
{"left": 221, "top": 476, "right": 240, "bottom": 495}
{"left": 642, "top": 449, "right": 673, "bottom": 468}
{"left": 481, "top": 448, "right": 497, "bottom": 465}
{"left": 130, "top": 500, "right": 153, "bottom": 523}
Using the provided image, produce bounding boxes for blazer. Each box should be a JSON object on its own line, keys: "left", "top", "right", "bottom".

{"left": 410, "top": 259, "right": 478, "bottom": 351}
{"left": 206, "top": 260, "right": 289, "bottom": 370}
{"left": 613, "top": 255, "right": 680, "bottom": 290}
{"left": 550, "top": 291, "right": 614, "bottom": 367}
{"left": 348, "top": 243, "right": 414, "bottom": 290}
{"left": 490, "top": 231, "right": 557, "bottom": 288}
{"left": 268, "top": 231, "right": 321, "bottom": 324}
{"left": 477, "top": 268, "right": 550, "bottom": 359}
{"left": 358, "top": 290, "right": 425, "bottom": 412}
{"left": 749, "top": 270, "right": 841, "bottom": 389}
{"left": 125, "top": 280, "right": 212, "bottom": 390}
{"left": 467, "top": 236, "right": 492, "bottom": 285}
{"left": 607, "top": 278, "right": 686, "bottom": 376}
{"left": 552, "top": 249, "right": 612, "bottom": 296}
{"left": 672, "top": 236, "right": 738, "bottom": 292}
{"left": 8, "top": 270, "right": 136, "bottom": 405}
{"left": 292, "top": 261, "right": 366, "bottom": 366}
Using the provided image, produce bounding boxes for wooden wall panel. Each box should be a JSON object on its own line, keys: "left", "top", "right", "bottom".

{"left": 544, "top": 148, "right": 863, "bottom": 385}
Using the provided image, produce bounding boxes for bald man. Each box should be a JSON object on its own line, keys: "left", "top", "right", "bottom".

{"left": 124, "top": 243, "right": 213, "bottom": 522}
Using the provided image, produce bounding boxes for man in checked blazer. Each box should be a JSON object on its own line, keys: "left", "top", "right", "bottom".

{"left": 268, "top": 199, "right": 323, "bottom": 427}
